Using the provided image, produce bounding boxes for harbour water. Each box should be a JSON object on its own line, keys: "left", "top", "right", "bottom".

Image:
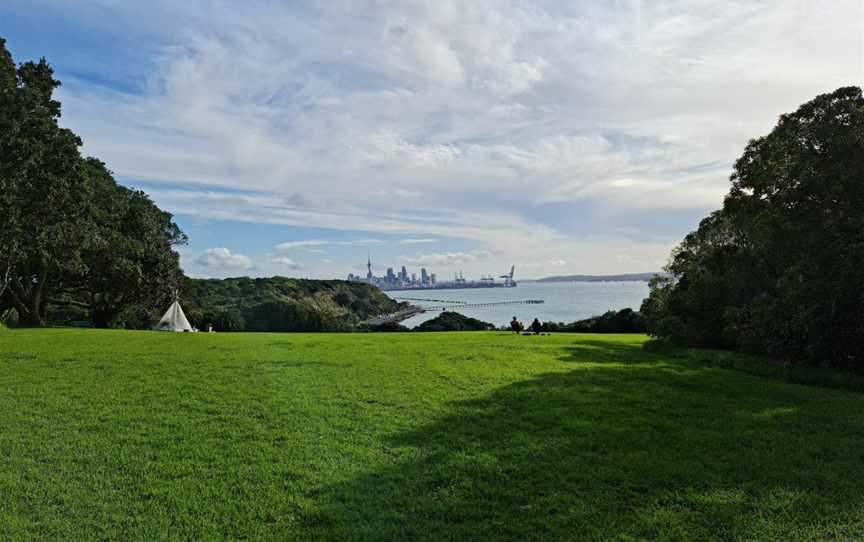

{"left": 388, "top": 281, "right": 650, "bottom": 328}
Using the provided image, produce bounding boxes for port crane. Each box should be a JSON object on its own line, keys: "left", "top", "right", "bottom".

{"left": 499, "top": 265, "right": 516, "bottom": 286}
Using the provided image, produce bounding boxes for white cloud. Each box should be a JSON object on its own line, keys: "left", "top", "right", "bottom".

{"left": 399, "top": 251, "right": 492, "bottom": 267}
{"left": 275, "top": 238, "right": 384, "bottom": 253}
{"left": 45, "top": 0, "right": 863, "bottom": 277}
{"left": 274, "top": 240, "right": 328, "bottom": 251}
{"left": 195, "top": 248, "right": 253, "bottom": 270}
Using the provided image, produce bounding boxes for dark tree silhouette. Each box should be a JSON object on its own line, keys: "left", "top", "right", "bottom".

{"left": 643, "top": 87, "right": 864, "bottom": 370}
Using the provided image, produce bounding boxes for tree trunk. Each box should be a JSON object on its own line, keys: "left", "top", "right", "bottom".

{"left": 26, "top": 258, "right": 49, "bottom": 326}
{"left": 18, "top": 312, "right": 45, "bottom": 327}
{"left": 0, "top": 264, "right": 9, "bottom": 301}
{"left": 6, "top": 259, "right": 49, "bottom": 327}
{"left": 92, "top": 307, "right": 119, "bottom": 328}
{"left": 7, "top": 280, "right": 33, "bottom": 325}
{"left": 13, "top": 293, "right": 45, "bottom": 326}
{"left": 0, "top": 249, "right": 16, "bottom": 304}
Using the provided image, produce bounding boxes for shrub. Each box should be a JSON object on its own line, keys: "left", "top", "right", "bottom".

{"left": 414, "top": 312, "right": 494, "bottom": 332}
{"left": 544, "top": 308, "right": 647, "bottom": 333}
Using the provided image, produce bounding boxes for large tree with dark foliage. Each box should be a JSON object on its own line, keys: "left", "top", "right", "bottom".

{"left": 0, "top": 39, "right": 92, "bottom": 325}
{"left": 643, "top": 87, "right": 864, "bottom": 370}
{"left": 0, "top": 39, "right": 16, "bottom": 304}
{"left": 78, "top": 158, "right": 187, "bottom": 327}
{"left": 0, "top": 39, "right": 185, "bottom": 327}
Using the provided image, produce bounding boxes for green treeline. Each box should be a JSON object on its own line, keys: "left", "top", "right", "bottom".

{"left": 0, "top": 38, "right": 398, "bottom": 332}
{"left": 643, "top": 87, "right": 864, "bottom": 371}
{"left": 0, "top": 39, "right": 186, "bottom": 328}
{"left": 182, "top": 277, "right": 401, "bottom": 332}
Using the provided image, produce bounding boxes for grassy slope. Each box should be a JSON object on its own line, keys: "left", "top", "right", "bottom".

{"left": 1, "top": 330, "right": 863, "bottom": 541}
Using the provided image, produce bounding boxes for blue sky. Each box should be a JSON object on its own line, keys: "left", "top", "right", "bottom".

{"left": 2, "top": 1, "right": 862, "bottom": 279}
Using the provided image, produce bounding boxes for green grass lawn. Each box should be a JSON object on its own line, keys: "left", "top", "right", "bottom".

{"left": 1, "top": 329, "right": 863, "bottom": 541}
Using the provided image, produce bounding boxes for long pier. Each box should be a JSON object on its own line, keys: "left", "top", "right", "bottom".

{"left": 420, "top": 299, "right": 544, "bottom": 311}
{"left": 392, "top": 297, "right": 468, "bottom": 304}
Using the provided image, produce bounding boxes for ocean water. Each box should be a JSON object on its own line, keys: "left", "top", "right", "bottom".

{"left": 387, "top": 281, "right": 650, "bottom": 328}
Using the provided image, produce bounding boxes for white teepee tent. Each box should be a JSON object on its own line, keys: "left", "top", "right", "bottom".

{"left": 155, "top": 299, "right": 195, "bottom": 332}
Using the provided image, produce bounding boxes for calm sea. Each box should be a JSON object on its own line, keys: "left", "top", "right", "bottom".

{"left": 387, "top": 281, "right": 649, "bottom": 328}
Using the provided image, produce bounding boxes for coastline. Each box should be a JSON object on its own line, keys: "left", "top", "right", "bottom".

{"left": 364, "top": 304, "right": 425, "bottom": 326}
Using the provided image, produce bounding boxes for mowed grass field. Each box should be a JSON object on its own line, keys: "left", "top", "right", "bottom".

{"left": 1, "top": 329, "right": 863, "bottom": 541}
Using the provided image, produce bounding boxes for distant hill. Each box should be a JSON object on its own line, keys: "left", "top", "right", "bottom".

{"left": 529, "top": 272, "right": 668, "bottom": 283}
{"left": 181, "top": 276, "right": 402, "bottom": 332}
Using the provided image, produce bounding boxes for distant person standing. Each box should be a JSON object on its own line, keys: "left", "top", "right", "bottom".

{"left": 531, "top": 318, "right": 542, "bottom": 335}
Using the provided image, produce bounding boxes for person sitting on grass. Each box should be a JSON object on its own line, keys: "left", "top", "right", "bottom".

{"left": 510, "top": 316, "right": 523, "bottom": 334}
{"left": 531, "top": 318, "right": 543, "bottom": 335}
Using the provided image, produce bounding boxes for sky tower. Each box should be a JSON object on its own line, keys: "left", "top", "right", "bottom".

{"left": 366, "top": 253, "right": 373, "bottom": 280}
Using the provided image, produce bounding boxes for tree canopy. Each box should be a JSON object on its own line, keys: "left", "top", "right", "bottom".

{"left": 643, "top": 87, "right": 864, "bottom": 370}
{"left": 0, "top": 38, "right": 186, "bottom": 327}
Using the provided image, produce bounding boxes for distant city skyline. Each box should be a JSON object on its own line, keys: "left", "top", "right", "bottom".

{"left": 347, "top": 253, "right": 518, "bottom": 291}
{"left": 1, "top": 1, "right": 861, "bottom": 279}
{"left": 348, "top": 252, "right": 443, "bottom": 288}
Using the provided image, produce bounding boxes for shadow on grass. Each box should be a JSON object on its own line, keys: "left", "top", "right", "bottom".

{"left": 304, "top": 341, "right": 864, "bottom": 541}
{"left": 556, "top": 339, "right": 658, "bottom": 365}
